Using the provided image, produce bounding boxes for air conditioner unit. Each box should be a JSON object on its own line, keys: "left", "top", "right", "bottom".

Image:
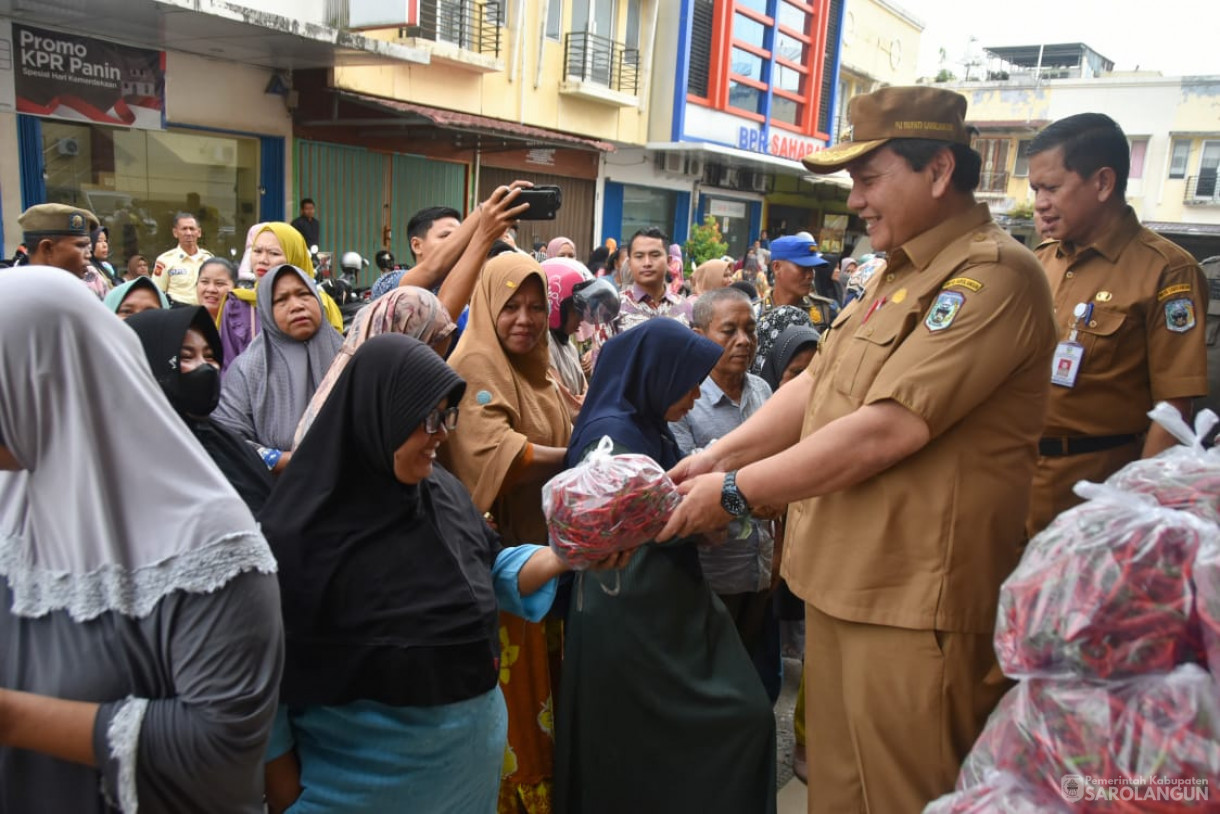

{"left": 750, "top": 173, "right": 768, "bottom": 193}
{"left": 721, "top": 168, "right": 740, "bottom": 187}
{"left": 684, "top": 158, "right": 704, "bottom": 178}
{"left": 662, "top": 153, "right": 685, "bottom": 174}
{"left": 57, "top": 138, "right": 79, "bottom": 157}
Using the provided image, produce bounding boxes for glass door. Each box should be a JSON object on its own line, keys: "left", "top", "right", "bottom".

{"left": 1198, "top": 141, "right": 1220, "bottom": 200}
{"left": 570, "top": 0, "right": 617, "bottom": 85}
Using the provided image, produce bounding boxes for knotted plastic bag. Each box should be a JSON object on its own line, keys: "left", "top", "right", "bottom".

{"left": 995, "top": 484, "right": 1217, "bottom": 680}
{"left": 1105, "top": 404, "right": 1220, "bottom": 524}
{"left": 542, "top": 437, "right": 681, "bottom": 569}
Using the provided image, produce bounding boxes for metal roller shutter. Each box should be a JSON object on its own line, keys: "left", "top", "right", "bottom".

{"left": 478, "top": 167, "right": 596, "bottom": 261}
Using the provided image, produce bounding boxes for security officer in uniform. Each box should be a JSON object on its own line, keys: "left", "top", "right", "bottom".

{"left": 1026, "top": 113, "right": 1208, "bottom": 534}
{"left": 755, "top": 234, "right": 840, "bottom": 333}
{"left": 657, "top": 86, "right": 1057, "bottom": 813}
{"left": 14, "top": 204, "right": 100, "bottom": 283}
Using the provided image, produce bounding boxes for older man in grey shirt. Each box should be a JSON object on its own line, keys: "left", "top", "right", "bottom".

{"left": 670, "top": 287, "right": 779, "bottom": 700}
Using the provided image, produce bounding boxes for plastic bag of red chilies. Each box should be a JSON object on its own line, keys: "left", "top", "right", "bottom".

{"left": 995, "top": 483, "right": 1217, "bottom": 680}
{"left": 957, "top": 665, "right": 1220, "bottom": 811}
{"left": 924, "top": 770, "right": 1070, "bottom": 813}
{"left": 543, "top": 436, "right": 681, "bottom": 569}
{"left": 1105, "top": 404, "right": 1220, "bottom": 524}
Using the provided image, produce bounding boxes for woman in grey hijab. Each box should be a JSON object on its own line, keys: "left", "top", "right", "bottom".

{"left": 213, "top": 263, "right": 343, "bottom": 474}
{"left": 0, "top": 267, "right": 283, "bottom": 813}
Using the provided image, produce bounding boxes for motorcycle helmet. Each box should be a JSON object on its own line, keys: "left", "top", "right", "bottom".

{"left": 375, "top": 250, "right": 396, "bottom": 271}
{"left": 571, "top": 277, "right": 620, "bottom": 326}
{"left": 340, "top": 251, "right": 366, "bottom": 275}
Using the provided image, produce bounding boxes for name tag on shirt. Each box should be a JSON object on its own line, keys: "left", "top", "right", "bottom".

{"left": 1051, "top": 341, "right": 1084, "bottom": 388}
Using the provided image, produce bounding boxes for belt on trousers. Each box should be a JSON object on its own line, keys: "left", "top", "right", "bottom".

{"left": 1038, "top": 434, "right": 1140, "bottom": 457}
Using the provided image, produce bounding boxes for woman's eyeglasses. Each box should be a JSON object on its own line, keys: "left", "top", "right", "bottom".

{"left": 423, "top": 406, "right": 459, "bottom": 434}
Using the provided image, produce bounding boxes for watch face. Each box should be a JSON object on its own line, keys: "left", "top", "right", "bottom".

{"left": 721, "top": 492, "right": 748, "bottom": 517}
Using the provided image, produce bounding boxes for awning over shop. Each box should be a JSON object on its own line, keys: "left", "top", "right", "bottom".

{"left": 337, "top": 92, "right": 615, "bottom": 153}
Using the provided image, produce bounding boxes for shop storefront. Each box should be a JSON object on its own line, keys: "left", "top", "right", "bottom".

{"left": 2, "top": 20, "right": 296, "bottom": 261}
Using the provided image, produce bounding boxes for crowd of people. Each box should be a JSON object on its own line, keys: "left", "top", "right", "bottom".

{"left": 0, "top": 83, "right": 1209, "bottom": 814}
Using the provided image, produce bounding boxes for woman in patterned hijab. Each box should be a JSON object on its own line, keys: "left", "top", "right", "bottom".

{"left": 752, "top": 305, "right": 814, "bottom": 376}
{"left": 292, "top": 286, "right": 455, "bottom": 447}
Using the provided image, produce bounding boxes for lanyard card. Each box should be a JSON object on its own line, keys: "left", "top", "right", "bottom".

{"left": 1051, "top": 341, "right": 1085, "bottom": 388}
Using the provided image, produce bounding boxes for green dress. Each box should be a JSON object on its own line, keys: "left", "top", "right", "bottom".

{"left": 554, "top": 444, "right": 777, "bottom": 814}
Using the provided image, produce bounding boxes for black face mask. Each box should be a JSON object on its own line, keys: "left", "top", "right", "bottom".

{"left": 172, "top": 364, "right": 221, "bottom": 418}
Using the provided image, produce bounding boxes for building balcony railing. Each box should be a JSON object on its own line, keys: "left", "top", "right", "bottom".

{"left": 403, "top": 0, "right": 503, "bottom": 57}
{"left": 563, "top": 31, "right": 639, "bottom": 95}
{"left": 978, "top": 169, "right": 1009, "bottom": 194}
{"left": 1185, "top": 174, "right": 1220, "bottom": 204}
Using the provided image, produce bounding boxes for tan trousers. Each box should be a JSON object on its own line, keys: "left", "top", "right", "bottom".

{"left": 803, "top": 604, "right": 1010, "bottom": 814}
{"left": 1025, "top": 440, "right": 1141, "bottom": 537}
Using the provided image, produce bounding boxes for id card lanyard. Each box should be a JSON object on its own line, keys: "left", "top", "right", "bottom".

{"left": 1051, "top": 302, "right": 1091, "bottom": 388}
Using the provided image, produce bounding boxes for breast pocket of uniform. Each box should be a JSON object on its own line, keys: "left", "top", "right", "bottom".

{"left": 1075, "top": 307, "right": 1127, "bottom": 372}
{"left": 831, "top": 320, "right": 902, "bottom": 400}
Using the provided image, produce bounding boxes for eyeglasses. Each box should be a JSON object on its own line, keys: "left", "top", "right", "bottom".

{"left": 423, "top": 406, "right": 459, "bottom": 434}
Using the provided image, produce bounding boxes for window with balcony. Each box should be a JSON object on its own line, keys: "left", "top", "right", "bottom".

{"left": 563, "top": 0, "right": 640, "bottom": 100}
{"left": 410, "top": 0, "right": 503, "bottom": 57}
{"left": 1013, "top": 139, "right": 1032, "bottom": 178}
{"left": 1188, "top": 141, "right": 1220, "bottom": 202}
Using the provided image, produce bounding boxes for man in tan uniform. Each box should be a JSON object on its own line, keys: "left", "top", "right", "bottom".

{"left": 152, "top": 212, "right": 212, "bottom": 305}
{"left": 1026, "top": 113, "right": 1208, "bottom": 534}
{"left": 658, "top": 86, "right": 1057, "bottom": 813}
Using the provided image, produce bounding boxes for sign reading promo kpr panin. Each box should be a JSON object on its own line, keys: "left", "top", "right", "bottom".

{"left": 14, "top": 24, "right": 165, "bottom": 130}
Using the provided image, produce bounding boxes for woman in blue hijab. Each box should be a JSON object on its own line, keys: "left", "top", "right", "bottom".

{"left": 554, "top": 318, "right": 777, "bottom": 814}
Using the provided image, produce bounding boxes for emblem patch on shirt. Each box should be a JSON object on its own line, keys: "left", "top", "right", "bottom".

{"left": 1158, "top": 284, "right": 1191, "bottom": 302}
{"left": 942, "top": 277, "right": 983, "bottom": 293}
{"left": 892, "top": 288, "right": 908, "bottom": 304}
{"left": 1165, "top": 298, "right": 1196, "bottom": 333}
{"left": 925, "top": 291, "right": 964, "bottom": 332}
{"left": 475, "top": 389, "right": 493, "bottom": 405}
{"left": 153, "top": 262, "right": 165, "bottom": 277}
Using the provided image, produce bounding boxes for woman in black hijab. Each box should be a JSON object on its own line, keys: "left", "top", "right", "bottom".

{"left": 258, "top": 334, "right": 593, "bottom": 814}
{"left": 125, "top": 307, "right": 273, "bottom": 514}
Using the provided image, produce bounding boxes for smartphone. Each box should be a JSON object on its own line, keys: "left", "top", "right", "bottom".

{"left": 515, "top": 185, "right": 563, "bottom": 220}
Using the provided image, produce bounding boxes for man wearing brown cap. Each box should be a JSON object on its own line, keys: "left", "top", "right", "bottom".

{"left": 658, "top": 86, "right": 1057, "bottom": 812}
{"left": 17, "top": 204, "right": 105, "bottom": 296}
{"left": 1026, "top": 113, "right": 1207, "bottom": 534}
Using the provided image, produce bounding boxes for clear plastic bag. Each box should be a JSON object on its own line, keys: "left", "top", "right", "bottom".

{"left": 542, "top": 436, "right": 681, "bottom": 569}
{"left": 924, "top": 770, "right": 1069, "bottom": 813}
{"left": 995, "top": 484, "right": 1216, "bottom": 680}
{"left": 958, "top": 665, "right": 1220, "bottom": 811}
{"left": 1195, "top": 538, "right": 1220, "bottom": 676}
{"left": 1105, "top": 404, "right": 1220, "bottom": 524}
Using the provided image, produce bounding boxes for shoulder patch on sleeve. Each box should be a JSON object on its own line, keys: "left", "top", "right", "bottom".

{"left": 925, "top": 291, "right": 965, "bottom": 332}
{"left": 942, "top": 277, "right": 984, "bottom": 293}
{"left": 1157, "top": 283, "right": 1192, "bottom": 302}
{"left": 1165, "top": 298, "right": 1197, "bottom": 333}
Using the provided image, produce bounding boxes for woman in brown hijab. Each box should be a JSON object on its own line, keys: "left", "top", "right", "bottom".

{"left": 441, "top": 251, "right": 571, "bottom": 813}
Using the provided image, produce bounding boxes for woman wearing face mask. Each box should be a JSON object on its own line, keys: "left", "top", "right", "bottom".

{"left": 212, "top": 264, "right": 343, "bottom": 475}
{"left": 103, "top": 276, "right": 169, "bottom": 320}
{"left": 126, "top": 307, "right": 273, "bottom": 514}
{"left": 218, "top": 224, "right": 343, "bottom": 371}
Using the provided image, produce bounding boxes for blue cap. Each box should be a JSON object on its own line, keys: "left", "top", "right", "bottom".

{"left": 769, "top": 235, "right": 828, "bottom": 268}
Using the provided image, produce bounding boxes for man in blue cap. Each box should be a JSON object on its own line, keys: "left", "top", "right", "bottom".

{"left": 756, "top": 234, "right": 840, "bottom": 332}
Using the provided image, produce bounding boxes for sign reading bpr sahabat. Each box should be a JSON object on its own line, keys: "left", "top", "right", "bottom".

{"left": 14, "top": 24, "right": 165, "bottom": 130}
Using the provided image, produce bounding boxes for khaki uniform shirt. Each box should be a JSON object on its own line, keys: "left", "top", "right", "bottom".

{"left": 1036, "top": 206, "right": 1208, "bottom": 437}
{"left": 782, "top": 204, "right": 1057, "bottom": 633}
{"left": 153, "top": 246, "right": 213, "bottom": 306}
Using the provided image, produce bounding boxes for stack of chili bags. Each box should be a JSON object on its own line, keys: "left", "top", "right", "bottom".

{"left": 543, "top": 436, "right": 681, "bottom": 569}
{"left": 924, "top": 404, "right": 1220, "bottom": 813}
